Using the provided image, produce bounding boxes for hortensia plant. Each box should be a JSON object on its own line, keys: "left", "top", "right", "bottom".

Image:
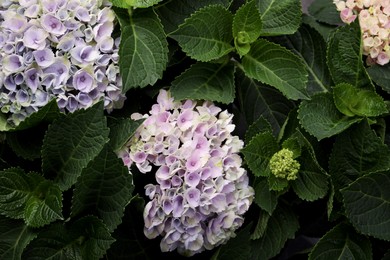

{"left": 0, "top": 0, "right": 390, "bottom": 259}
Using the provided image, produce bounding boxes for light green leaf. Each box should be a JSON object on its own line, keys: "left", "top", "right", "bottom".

{"left": 327, "top": 21, "right": 373, "bottom": 88}
{"left": 211, "top": 225, "right": 251, "bottom": 260}
{"left": 251, "top": 205, "right": 299, "bottom": 259}
{"left": 155, "top": 0, "right": 232, "bottom": 34}
{"left": 342, "top": 172, "right": 390, "bottom": 241}
{"left": 242, "top": 132, "right": 279, "bottom": 177}
{"left": 42, "top": 102, "right": 109, "bottom": 191}
{"left": 367, "top": 63, "right": 390, "bottom": 94}
{"left": 308, "top": 0, "right": 343, "bottom": 25}
{"left": 126, "top": 0, "right": 162, "bottom": 8}
{"left": 329, "top": 120, "right": 390, "bottom": 191}
{"left": 23, "top": 216, "right": 115, "bottom": 260}
{"left": 110, "top": 0, "right": 131, "bottom": 8}
{"left": 71, "top": 145, "right": 134, "bottom": 232}
{"left": 108, "top": 117, "right": 142, "bottom": 151}
{"left": 0, "top": 113, "right": 11, "bottom": 131}
{"left": 275, "top": 24, "right": 332, "bottom": 96}
{"left": 281, "top": 137, "right": 301, "bottom": 158}
{"left": 242, "top": 39, "right": 309, "bottom": 100}
{"left": 298, "top": 93, "right": 361, "bottom": 140}
{"left": 170, "top": 5, "right": 234, "bottom": 62}
{"left": 308, "top": 223, "right": 372, "bottom": 260}
{"left": 256, "top": 0, "right": 301, "bottom": 36}
{"left": 254, "top": 178, "right": 279, "bottom": 214}
{"left": 236, "top": 72, "right": 294, "bottom": 136}
{"left": 245, "top": 116, "right": 273, "bottom": 143}
{"left": 333, "top": 83, "right": 387, "bottom": 117}
{"left": 251, "top": 211, "right": 270, "bottom": 240}
{"left": 116, "top": 8, "right": 168, "bottom": 90}
{"left": 233, "top": 1, "right": 262, "bottom": 54}
{"left": 0, "top": 216, "right": 37, "bottom": 260}
{"left": 171, "top": 62, "right": 235, "bottom": 103}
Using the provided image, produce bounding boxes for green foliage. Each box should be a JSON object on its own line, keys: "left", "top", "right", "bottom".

{"left": 108, "top": 117, "right": 142, "bottom": 151}
{"left": 170, "top": 5, "right": 234, "bottom": 62}
{"left": 367, "top": 63, "right": 390, "bottom": 93}
{"left": 126, "top": 0, "right": 162, "bottom": 8}
{"left": 171, "top": 62, "right": 235, "bottom": 103}
{"left": 245, "top": 116, "right": 273, "bottom": 143}
{"left": 117, "top": 8, "right": 168, "bottom": 90}
{"left": 308, "top": 0, "right": 342, "bottom": 25}
{"left": 242, "top": 39, "right": 309, "bottom": 100}
{"left": 254, "top": 178, "right": 279, "bottom": 214}
{"left": 211, "top": 225, "right": 251, "bottom": 260}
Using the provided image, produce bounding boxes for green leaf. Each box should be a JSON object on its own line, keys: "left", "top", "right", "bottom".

{"left": 275, "top": 24, "right": 332, "bottom": 96}
{"left": 155, "top": 0, "right": 232, "bottom": 34}
{"left": 116, "top": 8, "right": 168, "bottom": 90}
{"left": 242, "top": 39, "right": 309, "bottom": 100}
{"left": 236, "top": 72, "right": 294, "bottom": 136}
{"left": 292, "top": 149, "right": 329, "bottom": 201}
{"left": 268, "top": 174, "right": 289, "bottom": 191}
{"left": 211, "top": 224, "right": 251, "bottom": 260}
{"left": 298, "top": 93, "right": 361, "bottom": 140}
{"left": 250, "top": 205, "right": 299, "bottom": 259}
{"left": 108, "top": 117, "right": 142, "bottom": 151}
{"left": 308, "top": 0, "right": 343, "bottom": 25}
{"left": 251, "top": 210, "right": 270, "bottom": 240}
{"left": 329, "top": 120, "right": 390, "bottom": 191}
{"left": 302, "top": 14, "right": 336, "bottom": 40}
{"left": 170, "top": 5, "right": 234, "bottom": 62}
{"left": 0, "top": 169, "right": 63, "bottom": 227}
{"left": 110, "top": 0, "right": 131, "bottom": 8}
{"left": 42, "top": 102, "right": 109, "bottom": 191}
{"left": 0, "top": 113, "right": 11, "bottom": 132}
{"left": 233, "top": 1, "right": 262, "bottom": 55}
{"left": 308, "top": 223, "right": 372, "bottom": 260}
{"left": 125, "top": 0, "right": 162, "bottom": 8}
{"left": 256, "top": 0, "right": 301, "bottom": 36}
{"left": 6, "top": 126, "right": 45, "bottom": 160}
{"left": 71, "top": 145, "right": 134, "bottom": 232}
{"left": 23, "top": 216, "right": 115, "bottom": 260}
{"left": 171, "top": 62, "right": 235, "bottom": 103}
{"left": 327, "top": 22, "right": 373, "bottom": 88}
{"left": 254, "top": 178, "right": 279, "bottom": 214}
{"left": 281, "top": 137, "right": 301, "bottom": 158}
{"left": 342, "top": 172, "right": 390, "bottom": 241}
{"left": 245, "top": 116, "right": 273, "bottom": 143}
{"left": 333, "top": 83, "right": 387, "bottom": 117}
{"left": 0, "top": 216, "right": 37, "bottom": 260}
{"left": 367, "top": 63, "right": 390, "bottom": 94}
{"left": 242, "top": 132, "right": 279, "bottom": 177}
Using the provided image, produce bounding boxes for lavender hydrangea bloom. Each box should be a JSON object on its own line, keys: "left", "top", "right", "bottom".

{"left": 0, "top": 0, "right": 125, "bottom": 126}
{"left": 119, "top": 90, "right": 254, "bottom": 256}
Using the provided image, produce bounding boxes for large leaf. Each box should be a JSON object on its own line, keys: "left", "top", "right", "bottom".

{"left": 308, "top": 223, "right": 372, "bottom": 260}
{"left": 342, "top": 172, "right": 390, "bottom": 241}
{"left": 42, "top": 102, "right": 109, "bottom": 191}
{"left": 237, "top": 72, "right": 294, "bottom": 136}
{"left": 308, "top": 0, "right": 343, "bottom": 25}
{"left": 71, "top": 145, "right": 134, "bottom": 232}
{"left": 327, "top": 22, "right": 372, "bottom": 88}
{"left": 302, "top": 14, "right": 336, "bottom": 40}
{"left": 245, "top": 116, "right": 273, "bottom": 143}
{"left": 108, "top": 117, "right": 142, "bottom": 151}
{"left": 251, "top": 210, "right": 270, "bottom": 240}
{"left": 242, "top": 39, "right": 309, "bottom": 100}
{"left": 171, "top": 62, "right": 235, "bottom": 103}
{"left": 242, "top": 132, "right": 279, "bottom": 177}
{"left": 0, "top": 169, "right": 63, "bottom": 228}
{"left": 0, "top": 216, "right": 37, "bottom": 260}
{"left": 169, "top": 5, "right": 234, "bottom": 62}
{"left": 254, "top": 177, "right": 279, "bottom": 214}
{"left": 333, "top": 83, "right": 387, "bottom": 117}
{"left": 23, "top": 216, "right": 115, "bottom": 260}
{"left": 250, "top": 205, "right": 299, "bottom": 259}
{"left": 116, "top": 8, "right": 168, "bottom": 90}
{"left": 126, "top": 0, "right": 162, "bottom": 8}
{"left": 6, "top": 125, "right": 46, "bottom": 160}
{"left": 298, "top": 93, "right": 361, "bottom": 140}
{"left": 275, "top": 24, "right": 331, "bottom": 96}
{"left": 367, "top": 63, "right": 390, "bottom": 93}
{"left": 329, "top": 120, "right": 390, "bottom": 191}
{"left": 155, "top": 0, "right": 232, "bottom": 34}
{"left": 256, "top": 0, "right": 301, "bottom": 36}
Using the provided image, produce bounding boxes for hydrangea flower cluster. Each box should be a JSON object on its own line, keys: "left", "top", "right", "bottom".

{"left": 0, "top": 0, "right": 124, "bottom": 126}
{"left": 118, "top": 90, "right": 254, "bottom": 256}
{"left": 334, "top": 0, "right": 390, "bottom": 65}
{"left": 269, "top": 148, "right": 300, "bottom": 181}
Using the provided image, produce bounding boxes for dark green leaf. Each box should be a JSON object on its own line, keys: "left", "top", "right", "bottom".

{"left": 116, "top": 8, "right": 168, "bottom": 90}
{"left": 71, "top": 145, "right": 134, "bottom": 231}
{"left": 171, "top": 62, "right": 235, "bottom": 103}
{"left": 126, "top": 0, "right": 162, "bottom": 8}
{"left": 108, "top": 117, "right": 142, "bottom": 151}
{"left": 251, "top": 210, "right": 270, "bottom": 240}
{"left": 42, "top": 102, "right": 109, "bottom": 191}
{"left": 256, "top": 0, "right": 301, "bottom": 36}
{"left": 155, "top": 0, "right": 232, "bottom": 34}
{"left": 342, "top": 172, "right": 390, "bottom": 241}
{"left": 327, "top": 22, "right": 373, "bottom": 88}
{"left": 242, "top": 132, "right": 279, "bottom": 177}
{"left": 302, "top": 14, "right": 336, "bottom": 40}
{"left": 329, "top": 120, "right": 390, "bottom": 191}
{"left": 298, "top": 93, "right": 361, "bottom": 140}
{"left": 367, "top": 63, "right": 390, "bottom": 93}
{"left": 333, "top": 83, "right": 387, "bottom": 117}
{"left": 268, "top": 174, "right": 289, "bottom": 191}
{"left": 242, "top": 39, "right": 309, "bottom": 100}
{"left": 245, "top": 116, "right": 273, "bottom": 143}
{"left": 0, "top": 216, "right": 37, "bottom": 260}
{"left": 308, "top": 223, "right": 372, "bottom": 260}
{"left": 170, "top": 5, "right": 234, "bottom": 62}
{"left": 254, "top": 178, "right": 279, "bottom": 214}
{"left": 308, "top": 0, "right": 343, "bottom": 25}
{"left": 6, "top": 126, "right": 45, "bottom": 161}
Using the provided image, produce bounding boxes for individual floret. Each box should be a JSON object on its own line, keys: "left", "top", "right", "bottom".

{"left": 269, "top": 148, "right": 300, "bottom": 181}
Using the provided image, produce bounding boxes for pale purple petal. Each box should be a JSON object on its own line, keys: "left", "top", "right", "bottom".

{"left": 72, "top": 70, "right": 94, "bottom": 92}
{"left": 43, "top": 60, "right": 69, "bottom": 85}
{"left": 163, "top": 200, "right": 173, "bottom": 214}
{"left": 171, "top": 175, "right": 183, "bottom": 187}
{"left": 25, "top": 68, "right": 39, "bottom": 92}
{"left": 2, "top": 13, "right": 27, "bottom": 32}
{"left": 172, "top": 195, "right": 184, "bottom": 218}
{"left": 4, "top": 75, "right": 16, "bottom": 91}
{"left": 41, "top": 14, "right": 67, "bottom": 36}
{"left": 33, "top": 89, "right": 49, "bottom": 107}
{"left": 70, "top": 45, "right": 99, "bottom": 64}
{"left": 186, "top": 152, "right": 202, "bottom": 172}
{"left": 93, "top": 21, "right": 113, "bottom": 42}
{"left": 185, "top": 172, "right": 201, "bottom": 187}
{"left": 23, "top": 26, "right": 48, "bottom": 50}
{"left": 177, "top": 109, "right": 194, "bottom": 131}
{"left": 24, "top": 4, "right": 41, "bottom": 18}
{"left": 75, "top": 7, "right": 90, "bottom": 22}
{"left": 210, "top": 193, "right": 227, "bottom": 212}
{"left": 185, "top": 188, "right": 201, "bottom": 208}
{"left": 66, "top": 95, "right": 78, "bottom": 112}
{"left": 76, "top": 93, "right": 93, "bottom": 107}
{"left": 33, "top": 49, "right": 55, "bottom": 67}
{"left": 16, "top": 89, "right": 30, "bottom": 106}
{"left": 3, "top": 55, "right": 24, "bottom": 73}
{"left": 156, "top": 165, "right": 170, "bottom": 180}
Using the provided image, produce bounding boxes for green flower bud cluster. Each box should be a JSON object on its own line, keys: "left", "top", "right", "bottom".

{"left": 269, "top": 148, "right": 300, "bottom": 181}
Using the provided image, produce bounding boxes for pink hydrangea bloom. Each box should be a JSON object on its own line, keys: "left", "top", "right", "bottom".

{"left": 119, "top": 90, "right": 254, "bottom": 256}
